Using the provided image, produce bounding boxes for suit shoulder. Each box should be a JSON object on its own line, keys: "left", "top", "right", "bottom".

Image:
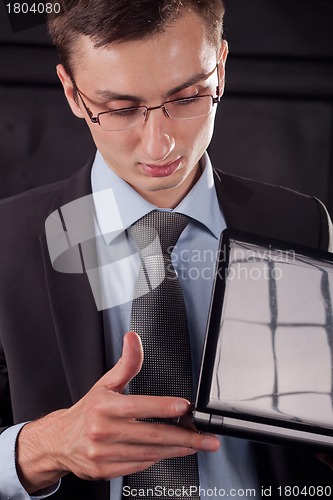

{"left": 213, "top": 169, "right": 332, "bottom": 251}
{"left": 214, "top": 168, "right": 310, "bottom": 201}
{"left": 0, "top": 157, "right": 93, "bottom": 215}
{"left": 0, "top": 178, "right": 66, "bottom": 209}
{"left": 0, "top": 178, "right": 68, "bottom": 239}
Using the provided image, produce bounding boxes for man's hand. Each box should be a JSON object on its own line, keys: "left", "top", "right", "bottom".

{"left": 16, "top": 332, "right": 220, "bottom": 494}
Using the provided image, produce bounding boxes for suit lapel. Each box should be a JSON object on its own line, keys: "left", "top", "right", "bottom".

{"left": 213, "top": 168, "right": 260, "bottom": 233}
{"left": 40, "top": 161, "right": 106, "bottom": 404}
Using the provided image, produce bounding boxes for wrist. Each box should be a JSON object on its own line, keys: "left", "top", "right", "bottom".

{"left": 16, "top": 410, "right": 68, "bottom": 494}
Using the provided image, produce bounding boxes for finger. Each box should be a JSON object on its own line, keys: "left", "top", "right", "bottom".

{"left": 75, "top": 460, "right": 157, "bottom": 482}
{"left": 80, "top": 446, "right": 198, "bottom": 481}
{"left": 101, "top": 419, "right": 220, "bottom": 452}
{"left": 106, "top": 393, "right": 191, "bottom": 418}
{"left": 94, "top": 443, "right": 198, "bottom": 463}
{"left": 95, "top": 332, "right": 143, "bottom": 393}
{"left": 100, "top": 460, "right": 156, "bottom": 480}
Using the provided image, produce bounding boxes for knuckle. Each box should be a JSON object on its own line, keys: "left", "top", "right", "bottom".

{"left": 143, "top": 446, "right": 160, "bottom": 462}
{"left": 183, "top": 433, "right": 197, "bottom": 450}
{"left": 147, "top": 430, "right": 162, "bottom": 445}
{"left": 121, "top": 397, "right": 137, "bottom": 417}
{"left": 89, "top": 398, "right": 107, "bottom": 417}
{"left": 85, "top": 444, "right": 100, "bottom": 462}
{"left": 86, "top": 422, "right": 105, "bottom": 442}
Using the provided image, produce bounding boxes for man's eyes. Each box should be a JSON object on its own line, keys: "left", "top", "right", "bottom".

{"left": 172, "top": 96, "right": 201, "bottom": 106}
{"left": 108, "top": 107, "right": 143, "bottom": 117}
{"left": 102, "top": 95, "right": 201, "bottom": 117}
{"left": 119, "top": 96, "right": 201, "bottom": 109}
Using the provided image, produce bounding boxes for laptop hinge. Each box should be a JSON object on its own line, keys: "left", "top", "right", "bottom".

{"left": 193, "top": 411, "right": 224, "bottom": 432}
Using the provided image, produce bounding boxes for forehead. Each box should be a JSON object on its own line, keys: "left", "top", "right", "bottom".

{"left": 73, "top": 11, "right": 218, "bottom": 97}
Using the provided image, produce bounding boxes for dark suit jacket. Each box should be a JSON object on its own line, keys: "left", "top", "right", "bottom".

{"left": 0, "top": 159, "right": 332, "bottom": 499}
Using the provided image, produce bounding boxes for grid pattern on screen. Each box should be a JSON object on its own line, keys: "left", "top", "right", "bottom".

{"left": 212, "top": 240, "right": 333, "bottom": 425}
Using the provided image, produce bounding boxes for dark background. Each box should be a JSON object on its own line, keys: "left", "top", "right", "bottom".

{"left": 1, "top": 0, "right": 332, "bottom": 216}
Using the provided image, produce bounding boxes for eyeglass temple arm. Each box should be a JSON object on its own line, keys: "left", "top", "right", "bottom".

{"left": 215, "top": 63, "right": 221, "bottom": 103}
{"left": 72, "top": 81, "right": 99, "bottom": 124}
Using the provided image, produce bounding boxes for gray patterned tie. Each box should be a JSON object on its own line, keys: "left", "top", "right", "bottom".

{"left": 124, "top": 210, "right": 200, "bottom": 500}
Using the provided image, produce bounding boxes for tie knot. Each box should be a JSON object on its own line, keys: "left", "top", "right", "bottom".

{"left": 129, "top": 210, "right": 191, "bottom": 254}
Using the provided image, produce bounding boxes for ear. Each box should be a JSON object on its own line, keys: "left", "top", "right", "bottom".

{"left": 217, "top": 39, "right": 228, "bottom": 98}
{"left": 56, "top": 64, "right": 85, "bottom": 119}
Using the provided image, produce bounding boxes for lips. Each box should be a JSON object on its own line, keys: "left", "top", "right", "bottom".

{"left": 140, "top": 158, "right": 182, "bottom": 177}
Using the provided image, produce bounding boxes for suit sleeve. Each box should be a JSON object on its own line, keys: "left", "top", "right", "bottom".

{"left": 0, "top": 338, "right": 13, "bottom": 433}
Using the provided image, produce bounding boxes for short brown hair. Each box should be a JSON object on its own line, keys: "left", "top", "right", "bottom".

{"left": 48, "top": 0, "right": 225, "bottom": 77}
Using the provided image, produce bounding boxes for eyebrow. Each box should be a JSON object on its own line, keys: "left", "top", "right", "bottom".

{"left": 93, "top": 67, "right": 216, "bottom": 103}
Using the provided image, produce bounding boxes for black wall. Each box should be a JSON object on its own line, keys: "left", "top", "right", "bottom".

{"left": 1, "top": 0, "right": 332, "bottom": 216}
{"left": 212, "top": 0, "right": 333, "bottom": 217}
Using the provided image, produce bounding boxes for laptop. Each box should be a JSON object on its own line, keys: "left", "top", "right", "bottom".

{"left": 192, "top": 229, "right": 333, "bottom": 451}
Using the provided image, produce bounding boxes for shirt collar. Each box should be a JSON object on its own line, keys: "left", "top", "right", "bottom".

{"left": 91, "top": 150, "right": 223, "bottom": 243}
{"left": 174, "top": 152, "right": 223, "bottom": 239}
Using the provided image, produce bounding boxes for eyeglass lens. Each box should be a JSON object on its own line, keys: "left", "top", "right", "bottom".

{"left": 98, "top": 95, "right": 214, "bottom": 131}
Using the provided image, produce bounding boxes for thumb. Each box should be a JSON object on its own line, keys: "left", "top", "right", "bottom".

{"left": 96, "top": 331, "right": 143, "bottom": 393}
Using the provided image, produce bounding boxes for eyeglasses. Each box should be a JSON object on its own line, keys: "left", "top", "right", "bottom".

{"left": 73, "top": 65, "right": 220, "bottom": 132}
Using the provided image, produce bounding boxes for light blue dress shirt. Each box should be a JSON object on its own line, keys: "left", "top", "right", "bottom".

{"left": 0, "top": 423, "right": 61, "bottom": 498}
{"left": 0, "top": 150, "right": 260, "bottom": 499}
{"left": 91, "top": 151, "right": 260, "bottom": 499}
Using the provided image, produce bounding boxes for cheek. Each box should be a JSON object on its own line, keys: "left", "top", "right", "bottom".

{"left": 90, "top": 127, "right": 139, "bottom": 159}
{"left": 186, "top": 115, "right": 216, "bottom": 154}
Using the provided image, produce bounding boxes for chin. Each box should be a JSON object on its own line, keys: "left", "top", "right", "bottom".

{"left": 148, "top": 173, "right": 188, "bottom": 191}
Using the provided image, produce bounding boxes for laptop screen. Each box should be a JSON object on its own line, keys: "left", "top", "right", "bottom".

{"left": 198, "top": 231, "right": 333, "bottom": 435}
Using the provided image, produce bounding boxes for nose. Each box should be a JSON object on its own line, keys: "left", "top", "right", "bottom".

{"left": 140, "top": 107, "right": 175, "bottom": 162}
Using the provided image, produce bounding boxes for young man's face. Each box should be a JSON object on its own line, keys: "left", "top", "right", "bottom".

{"left": 58, "top": 10, "right": 227, "bottom": 208}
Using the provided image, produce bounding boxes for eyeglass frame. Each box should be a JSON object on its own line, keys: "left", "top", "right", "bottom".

{"left": 71, "top": 64, "right": 221, "bottom": 131}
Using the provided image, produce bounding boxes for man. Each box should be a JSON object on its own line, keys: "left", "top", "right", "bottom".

{"left": 0, "top": 0, "right": 332, "bottom": 499}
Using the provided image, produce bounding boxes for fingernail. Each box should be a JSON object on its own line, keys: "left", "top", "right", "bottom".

{"left": 202, "top": 436, "right": 219, "bottom": 451}
{"left": 175, "top": 400, "right": 190, "bottom": 414}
